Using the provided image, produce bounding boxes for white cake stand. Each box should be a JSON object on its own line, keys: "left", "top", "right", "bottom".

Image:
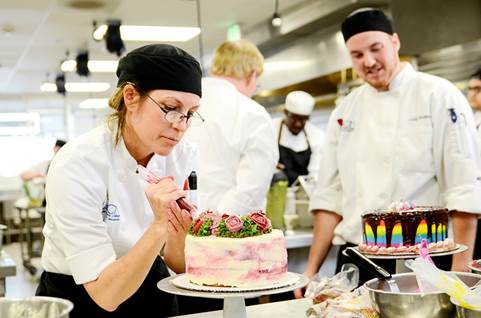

{"left": 157, "top": 272, "right": 309, "bottom": 318}
{"left": 343, "top": 244, "right": 468, "bottom": 273}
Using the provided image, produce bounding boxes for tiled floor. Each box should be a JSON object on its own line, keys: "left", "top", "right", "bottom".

{"left": 3, "top": 242, "right": 42, "bottom": 298}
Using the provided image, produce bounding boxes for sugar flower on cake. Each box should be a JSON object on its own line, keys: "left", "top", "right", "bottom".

{"left": 188, "top": 210, "right": 273, "bottom": 238}
{"left": 388, "top": 200, "right": 417, "bottom": 212}
{"left": 225, "top": 215, "right": 243, "bottom": 233}
{"left": 247, "top": 210, "right": 271, "bottom": 230}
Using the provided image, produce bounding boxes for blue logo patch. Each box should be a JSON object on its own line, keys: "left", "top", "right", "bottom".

{"left": 102, "top": 204, "right": 120, "bottom": 221}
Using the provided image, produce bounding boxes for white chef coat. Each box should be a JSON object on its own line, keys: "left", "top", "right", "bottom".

{"left": 309, "top": 63, "right": 481, "bottom": 245}
{"left": 272, "top": 117, "right": 324, "bottom": 181}
{"left": 41, "top": 124, "right": 197, "bottom": 284}
{"left": 184, "top": 77, "right": 279, "bottom": 215}
{"left": 474, "top": 111, "right": 481, "bottom": 148}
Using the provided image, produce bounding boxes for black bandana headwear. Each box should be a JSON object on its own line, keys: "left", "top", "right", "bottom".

{"left": 341, "top": 8, "right": 393, "bottom": 42}
{"left": 116, "top": 44, "right": 202, "bottom": 97}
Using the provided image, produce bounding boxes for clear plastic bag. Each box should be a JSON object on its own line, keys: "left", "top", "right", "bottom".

{"left": 306, "top": 287, "right": 378, "bottom": 318}
{"left": 406, "top": 257, "right": 481, "bottom": 309}
{"left": 305, "top": 263, "right": 359, "bottom": 303}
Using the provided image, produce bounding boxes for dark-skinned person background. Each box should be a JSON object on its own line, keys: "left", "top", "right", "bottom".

{"left": 295, "top": 8, "right": 481, "bottom": 298}
{"left": 36, "top": 44, "right": 204, "bottom": 317}
{"left": 272, "top": 91, "right": 324, "bottom": 186}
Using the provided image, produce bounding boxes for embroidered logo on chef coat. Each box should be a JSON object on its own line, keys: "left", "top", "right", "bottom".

{"left": 102, "top": 204, "right": 120, "bottom": 221}
{"left": 337, "top": 118, "right": 355, "bottom": 132}
{"left": 408, "top": 115, "right": 432, "bottom": 122}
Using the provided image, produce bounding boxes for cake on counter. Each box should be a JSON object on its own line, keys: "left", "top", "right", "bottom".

{"left": 185, "top": 210, "right": 288, "bottom": 287}
{"left": 359, "top": 201, "right": 455, "bottom": 255}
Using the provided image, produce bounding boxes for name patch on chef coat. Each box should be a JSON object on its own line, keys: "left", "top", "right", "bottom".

{"left": 408, "top": 115, "right": 432, "bottom": 122}
{"left": 102, "top": 203, "right": 120, "bottom": 221}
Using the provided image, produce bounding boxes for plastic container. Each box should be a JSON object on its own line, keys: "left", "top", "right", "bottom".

{"left": 266, "top": 171, "right": 288, "bottom": 230}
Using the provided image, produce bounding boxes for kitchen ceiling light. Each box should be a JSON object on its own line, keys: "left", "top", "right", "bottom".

{"left": 40, "top": 82, "right": 110, "bottom": 93}
{"left": 271, "top": 0, "right": 282, "bottom": 28}
{"left": 93, "top": 24, "right": 201, "bottom": 42}
{"left": 79, "top": 98, "right": 109, "bottom": 109}
{"left": 61, "top": 60, "right": 118, "bottom": 72}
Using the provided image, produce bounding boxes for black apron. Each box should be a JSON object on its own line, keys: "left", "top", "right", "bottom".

{"left": 36, "top": 256, "right": 178, "bottom": 318}
{"left": 277, "top": 120, "right": 312, "bottom": 186}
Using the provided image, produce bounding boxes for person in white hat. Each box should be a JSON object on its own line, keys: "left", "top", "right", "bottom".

{"left": 271, "top": 90, "right": 324, "bottom": 186}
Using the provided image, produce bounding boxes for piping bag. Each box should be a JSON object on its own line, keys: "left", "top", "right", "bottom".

{"left": 136, "top": 165, "right": 196, "bottom": 216}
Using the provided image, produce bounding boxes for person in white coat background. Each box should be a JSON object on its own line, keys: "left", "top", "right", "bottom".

{"left": 185, "top": 39, "right": 279, "bottom": 216}
{"left": 36, "top": 44, "right": 203, "bottom": 317}
{"left": 296, "top": 8, "right": 481, "bottom": 296}
{"left": 467, "top": 68, "right": 481, "bottom": 146}
{"left": 272, "top": 91, "right": 324, "bottom": 186}
{"left": 467, "top": 68, "right": 481, "bottom": 260}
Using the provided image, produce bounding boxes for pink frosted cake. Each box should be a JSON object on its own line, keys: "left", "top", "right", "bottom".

{"left": 185, "top": 210, "right": 288, "bottom": 287}
{"left": 359, "top": 201, "right": 455, "bottom": 255}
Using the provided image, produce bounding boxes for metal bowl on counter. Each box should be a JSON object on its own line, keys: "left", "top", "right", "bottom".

{"left": 451, "top": 297, "right": 481, "bottom": 318}
{"left": 0, "top": 296, "right": 73, "bottom": 318}
{"left": 365, "top": 272, "right": 481, "bottom": 318}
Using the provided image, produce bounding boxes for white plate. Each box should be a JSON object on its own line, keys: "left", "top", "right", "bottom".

{"left": 171, "top": 272, "right": 299, "bottom": 293}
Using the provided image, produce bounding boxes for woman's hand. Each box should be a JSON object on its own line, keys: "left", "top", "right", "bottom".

{"left": 167, "top": 201, "right": 192, "bottom": 236}
{"left": 144, "top": 178, "right": 186, "bottom": 228}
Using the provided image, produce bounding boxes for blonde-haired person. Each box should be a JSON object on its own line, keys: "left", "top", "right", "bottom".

{"left": 36, "top": 44, "right": 203, "bottom": 317}
{"left": 185, "top": 39, "right": 278, "bottom": 215}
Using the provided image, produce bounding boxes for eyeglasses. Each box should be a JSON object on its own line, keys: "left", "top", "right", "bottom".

{"left": 467, "top": 86, "right": 481, "bottom": 94}
{"left": 145, "top": 94, "right": 205, "bottom": 127}
{"left": 126, "top": 82, "right": 204, "bottom": 126}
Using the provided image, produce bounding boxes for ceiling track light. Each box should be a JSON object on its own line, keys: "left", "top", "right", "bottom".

{"left": 55, "top": 73, "right": 66, "bottom": 96}
{"left": 103, "top": 19, "right": 125, "bottom": 57}
{"left": 76, "top": 50, "right": 90, "bottom": 77}
{"left": 271, "top": 0, "right": 282, "bottom": 28}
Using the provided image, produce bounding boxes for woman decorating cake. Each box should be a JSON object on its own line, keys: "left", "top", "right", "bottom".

{"left": 35, "top": 44, "right": 203, "bottom": 317}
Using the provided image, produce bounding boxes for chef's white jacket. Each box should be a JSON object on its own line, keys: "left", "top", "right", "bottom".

{"left": 184, "top": 77, "right": 279, "bottom": 215}
{"left": 309, "top": 63, "right": 481, "bottom": 245}
{"left": 474, "top": 111, "right": 481, "bottom": 149}
{"left": 41, "top": 124, "right": 197, "bottom": 284}
{"left": 272, "top": 117, "right": 325, "bottom": 181}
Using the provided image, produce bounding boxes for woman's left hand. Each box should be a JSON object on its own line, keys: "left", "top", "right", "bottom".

{"left": 167, "top": 201, "right": 192, "bottom": 238}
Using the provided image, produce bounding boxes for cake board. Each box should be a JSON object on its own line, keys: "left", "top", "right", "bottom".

{"left": 157, "top": 272, "right": 309, "bottom": 318}
{"left": 342, "top": 244, "right": 468, "bottom": 273}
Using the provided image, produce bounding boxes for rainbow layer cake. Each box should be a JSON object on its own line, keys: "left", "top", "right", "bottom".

{"left": 359, "top": 201, "right": 455, "bottom": 255}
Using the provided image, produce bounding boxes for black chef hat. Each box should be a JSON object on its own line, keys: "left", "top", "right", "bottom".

{"left": 341, "top": 8, "right": 393, "bottom": 42}
{"left": 116, "top": 44, "right": 202, "bottom": 97}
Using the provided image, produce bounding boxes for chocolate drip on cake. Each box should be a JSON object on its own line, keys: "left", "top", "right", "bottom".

{"left": 362, "top": 206, "right": 449, "bottom": 247}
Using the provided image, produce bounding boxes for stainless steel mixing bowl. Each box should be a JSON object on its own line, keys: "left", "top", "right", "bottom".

{"left": 0, "top": 296, "right": 73, "bottom": 318}
{"left": 451, "top": 297, "right": 481, "bottom": 318}
{"left": 365, "top": 272, "right": 481, "bottom": 318}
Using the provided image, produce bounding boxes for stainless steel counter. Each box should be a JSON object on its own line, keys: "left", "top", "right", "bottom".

{"left": 284, "top": 228, "right": 313, "bottom": 249}
{"left": 171, "top": 298, "right": 312, "bottom": 318}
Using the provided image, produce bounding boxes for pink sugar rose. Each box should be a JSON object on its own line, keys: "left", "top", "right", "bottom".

{"left": 199, "top": 210, "right": 215, "bottom": 219}
{"left": 225, "top": 215, "right": 243, "bottom": 233}
{"left": 249, "top": 212, "right": 270, "bottom": 230}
